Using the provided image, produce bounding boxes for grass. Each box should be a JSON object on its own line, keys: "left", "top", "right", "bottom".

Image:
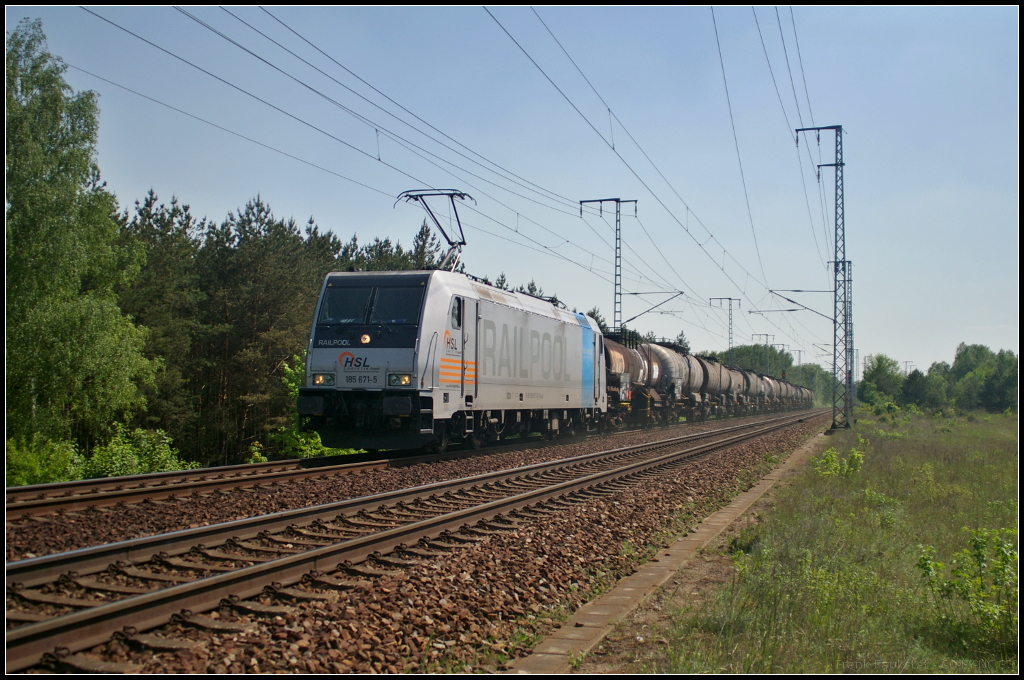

{"left": 646, "top": 409, "right": 1018, "bottom": 674}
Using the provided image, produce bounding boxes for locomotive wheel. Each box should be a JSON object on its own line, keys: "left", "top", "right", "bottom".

{"left": 467, "top": 427, "right": 485, "bottom": 450}
{"left": 430, "top": 426, "right": 450, "bottom": 454}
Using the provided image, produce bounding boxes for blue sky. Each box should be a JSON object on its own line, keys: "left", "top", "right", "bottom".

{"left": 6, "top": 6, "right": 1018, "bottom": 375}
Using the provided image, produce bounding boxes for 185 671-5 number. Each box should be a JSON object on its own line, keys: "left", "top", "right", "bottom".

{"left": 345, "top": 375, "right": 378, "bottom": 384}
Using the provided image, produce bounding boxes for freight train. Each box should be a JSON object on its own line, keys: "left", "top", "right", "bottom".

{"left": 297, "top": 269, "right": 813, "bottom": 452}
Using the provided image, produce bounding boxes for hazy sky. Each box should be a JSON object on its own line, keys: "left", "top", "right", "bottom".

{"left": 6, "top": 6, "right": 1019, "bottom": 376}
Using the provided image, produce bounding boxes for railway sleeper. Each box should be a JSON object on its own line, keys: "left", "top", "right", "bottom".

{"left": 70, "top": 576, "right": 156, "bottom": 596}
{"left": 157, "top": 555, "right": 235, "bottom": 573}
{"left": 426, "top": 539, "right": 471, "bottom": 551}
{"left": 113, "top": 564, "right": 198, "bottom": 583}
{"left": 117, "top": 630, "right": 203, "bottom": 651}
{"left": 399, "top": 546, "right": 448, "bottom": 559}
{"left": 304, "top": 574, "right": 372, "bottom": 591}
{"left": 369, "top": 551, "right": 424, "bottom": 568}
{"left": 196, "top": 548, "right": 277, "bottom": 564}
{"left": 172, "top": 612, "right": 254, "bottom": 633}
{"left": 343, "top": 563, "right": 404, "bottom": 579}
{"left": 50, "top": 652, "right": 141, "bottom": 674}
{"left": 5, "top": 609, "right": 49, "bottom": 623}
{"left": 223, "top": 596, "right": 294, "bottom": 616}
{"left": 11, "top": 588, "right": 97, "bottom": 609}
{"left": 266, "top": 585, "right": 328, "bottom": 602}
{"left": 260, "top": 529, "right": 334, "bottom": 546}
{"left": 227, "top": 538, "right": 304, "bottom": 555}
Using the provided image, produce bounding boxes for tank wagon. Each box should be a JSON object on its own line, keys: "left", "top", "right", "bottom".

{"left": 298, "top": 269, "right": 813, "bottom": 452}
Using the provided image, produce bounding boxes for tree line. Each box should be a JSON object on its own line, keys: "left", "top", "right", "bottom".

{"left": 6, "top": 20, "right": 446, "bottom": 484}
{"left": 859, "top": 344, "right": 1017, "bottom": 414}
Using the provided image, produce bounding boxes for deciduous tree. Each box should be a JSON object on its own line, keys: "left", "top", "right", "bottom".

{"left": 6, "top": 19, "right": 154, "bottom": 450}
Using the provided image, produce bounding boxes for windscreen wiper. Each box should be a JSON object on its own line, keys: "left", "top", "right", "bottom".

{"left": 371, "top": 306, "right": 395, "bottom": 334}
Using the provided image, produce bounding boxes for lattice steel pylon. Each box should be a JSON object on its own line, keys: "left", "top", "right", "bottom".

{"left": 580, "top": 198, "right": 637, "bottom": 333}
{"left": 798, "top": 125, "right": 851, "bottom": 429}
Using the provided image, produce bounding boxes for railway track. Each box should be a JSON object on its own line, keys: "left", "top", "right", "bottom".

{"left": 6, "top": 411, "right": 820, "bottom": 671}
{"left": 5, "top": 413, "right": 783, "bottom": 519}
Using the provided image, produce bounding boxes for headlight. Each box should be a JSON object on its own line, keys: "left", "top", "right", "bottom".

{"left": 388, "top": 373, "right": 413, "bottom": 386}
{"left": 312, "top": 373, "right": 336, "bottom": 386}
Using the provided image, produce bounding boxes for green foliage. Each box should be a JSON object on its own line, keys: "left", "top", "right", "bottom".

{"left": 705, "top": 343, "right": 792, "bottom": 375}
{"left": 859, "top": 354, "right": 904, "bottom": 406}
{"left": 6, "top": 19, "right": 155, "bottom": 448}
{"left": 5, "top": 435, "right": 83, "bottom": 486}
{"left": 872, "top": 400, "right": 901, "bottom": 417}
{"left": 877, "top": 346, "right": 1016, "bottom": 414}
{"left": 653, "top": 412, "right": 1018, "bottom": 673}
{"left": 917, "top": 529, "right": 1018, "bottom": 656}
{"left": 270, "top": 353, "right": 354, "bottom": 460}
{"left": 672, "top": 330, "right": 690, "bottom": 355}
{"left": 813, "top": 439, "right": 865, "bottom": 478}
{"left": 245, "top": 441, "right": 268, "bottom": 464}
{"left": 82, "top": 424, "right": 199, "bottom": 479}
{"left": 116, "top": 192, "right": 205, "bottom": 438}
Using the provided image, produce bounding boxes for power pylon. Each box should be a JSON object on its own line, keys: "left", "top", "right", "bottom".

{"left": 580, "top": 199, "right": 637, "bottom": 334}
{"left": 798, "top": 125, "right": 852, "bottom": 430}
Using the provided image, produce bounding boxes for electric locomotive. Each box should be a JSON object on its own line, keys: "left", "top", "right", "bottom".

{"left": 297, "top": 270, "right": 606, "bottom": 452}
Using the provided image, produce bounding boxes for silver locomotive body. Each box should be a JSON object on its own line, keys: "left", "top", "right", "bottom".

{"left": 297, "top": 270, "right": 606, "bottom": 450}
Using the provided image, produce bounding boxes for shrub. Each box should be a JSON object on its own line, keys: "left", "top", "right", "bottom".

{"left": 917, "top": 529, "right": 1018, "bottom": 656}
{"left": 245, "top": 440, "right": 269, "bottom": 464}
{"left": 83, "top": 424, "right": 199, "bottom": 479}
{"left": 6, "top": 435, "right": 83, "bottom": 486}
{"left": 812, "top": 443, "right": 864, "bottom": 478}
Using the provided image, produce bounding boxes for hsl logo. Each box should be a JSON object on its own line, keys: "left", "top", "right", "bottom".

{"left": 444, "top": 330, "right": 459, "bottom": 353}
{"left": 337, "top": 351, "right": 371, "bottom": 368}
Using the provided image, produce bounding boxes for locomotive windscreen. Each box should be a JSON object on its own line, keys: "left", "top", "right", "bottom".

{"left": 319, "top": 287, "right": 373, "bottom": 325}
{"left": 317, "top": 282, "right": 425, "bottom": 326}
{"left": 371, "top": 288, "right": 424, "bottom": 325}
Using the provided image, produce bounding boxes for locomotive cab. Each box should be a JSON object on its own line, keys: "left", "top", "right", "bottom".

{"left": 297, "top": 271, "right": 434, "bottom": 449}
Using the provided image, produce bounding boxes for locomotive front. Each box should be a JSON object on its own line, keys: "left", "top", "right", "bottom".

{"left": 297, "top": 271, "right": 434, "bottom": 450}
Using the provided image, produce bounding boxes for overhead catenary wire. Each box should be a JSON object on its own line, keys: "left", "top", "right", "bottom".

{"left": 87, "top": 7, "right": 666, "bottom": 305}
{"left": 710, "top": 6, "right": 771, "bottom": 289}
{"left": 257, "top": 5, "right": 604, "bottom": 218}
{"left": 82, "top": 6, "right": 827, "bottom": 358}
{"left": 222, "top": 6, "right": 612, "bottom": 222}
{"left": 65, "top": 63, "right": 395, "bottom": 200}
{"left": 79, "top": 6, "right": 432, "bottom": 190}
{"left": 176, "top": 6, "right": 602, "bottom": 226}
{"left": 751, "top": 6, "right": 828, "bottom": 275}
{"left": 74, "top": 11, "right": 659, "bottom": 300}
{"left": 174, "top": 6, "right": 689, "bottom": 302}
{"left": 491, "top": 6, "right": 827, "bottom": 355}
